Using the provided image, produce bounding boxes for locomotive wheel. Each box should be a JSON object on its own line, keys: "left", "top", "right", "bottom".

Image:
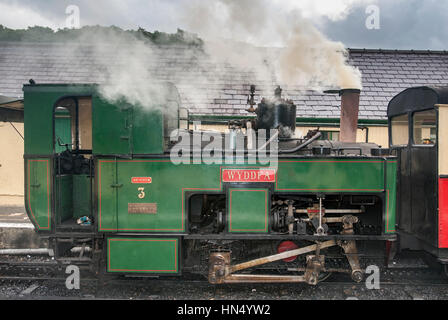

{"left": 277, "top": 241, "right": 299, "bottom": 262}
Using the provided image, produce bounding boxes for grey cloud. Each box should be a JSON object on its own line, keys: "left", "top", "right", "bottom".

{"left": 320, "top": 0, "right": 448, "bottom": 50}
{"left": 1, "top": 0, "right": 183, "bottom": 32}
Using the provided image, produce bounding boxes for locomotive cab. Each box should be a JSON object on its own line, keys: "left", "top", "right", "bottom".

{"left": 388, "top": 86, "right": 448, "bottom": 264}
{"left": 24, "top": 82, "right": 182, "bottom": 238}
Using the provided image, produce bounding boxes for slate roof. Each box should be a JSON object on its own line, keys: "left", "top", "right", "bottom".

{"left": 0, "top": 41, "right": 447, "bottom": 120}
{"left": 0, "top": 95, "right": 22, "bottom": 105}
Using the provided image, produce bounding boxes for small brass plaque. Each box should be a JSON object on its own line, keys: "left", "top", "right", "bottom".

{"left": 128, "top": 203, "right": 157, "bottom": 214}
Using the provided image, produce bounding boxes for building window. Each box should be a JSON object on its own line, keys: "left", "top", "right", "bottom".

{"left": 391, "top": 114, "right": 409, "bottom": 146}
{"left": 319, "top": 131, "right": 340, "bottom": 141}
{"left": 413, "top": 110, "right": 437, "bottom": 145}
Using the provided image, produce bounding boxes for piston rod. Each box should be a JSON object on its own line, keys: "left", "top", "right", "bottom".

{"left": 222, "top": 274, "right": 306, "bottom": 283}
{"left": 295, "top": 209, "right": 364, "bottom": 214}
{"left": 230, "top": 240, "right": 336, "bottom": 273}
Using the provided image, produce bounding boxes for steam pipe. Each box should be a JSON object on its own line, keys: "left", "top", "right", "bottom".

{"left": 0, "top": 248, "right": 54, "bottom": 256}
{"left": 257, "top": 130, "right": 279, "bottom": 152}
{"left": 279, "top": 131, "right": 322, "bottom": 154}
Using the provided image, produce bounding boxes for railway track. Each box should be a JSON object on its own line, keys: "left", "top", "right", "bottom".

{"left": 1, "top": 276, "right": 448, "bottom": 301}
{"left": 1, "top": 275, "right": 447, "bottom": 301}
{"left": 1, "top": 254, "right": 448, "bottom": 296}
{"left": 1, "top": 266, "right": 447, "bottom": 287}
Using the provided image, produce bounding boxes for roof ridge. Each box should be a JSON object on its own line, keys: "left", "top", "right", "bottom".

{"left": 348, "top": 48, "right": 448, "bottom": 55}
{"left": 1, "top": 41, "right": 447, "bottom": 54}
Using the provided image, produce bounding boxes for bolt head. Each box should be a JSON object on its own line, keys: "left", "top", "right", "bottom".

{"left": 352, "top": 270, "right": 364, "bottom": 283}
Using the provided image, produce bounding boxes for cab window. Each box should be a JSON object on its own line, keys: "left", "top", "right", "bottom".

{"left": 391, "top": 114, "right": 409, "bottom": 146}
{"left": 413, "top": 110, "right": 437, "bottom": 145}
{"left": 54, "top": 107, "right": 72, "bottom": 153}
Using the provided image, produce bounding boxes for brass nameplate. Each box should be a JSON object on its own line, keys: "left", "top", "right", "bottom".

{"left": 128, "top": 203, "right": 157, "bottom": 214}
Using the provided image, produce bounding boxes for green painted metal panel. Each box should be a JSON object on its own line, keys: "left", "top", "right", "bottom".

{"left": 385, "top": 160, "right": 398, "bottom": 233}
{"left": 92, "top": 97, "right": 132, "bottom": 155}
{"left": 26, "top": 159, "right": 51, "bottom": 230}
{"left": 107, "top": 238, "right": 179, "bottom": 274}
{"left": 114, "top": 160, "right": 220, "bottom": 232}
{"left": 92, "top": 100, "right": 166, "bottom": 155}
{"left": 24, "top": 92, "right": 57, "bottom": 155}
{"left": 132, "top": 107, "right": 164, "bottom": 154}
{"left": 98, "top": 159, "right": 223, "bottom": 232}
{"left": 55, "top": 175, "right": 73, "bottom": 223}
{"left": 276, "top": 159, "right": 385, "bottom": 192}
{"left": 228, "top": 188, "right": 269, "bottom": 233}
{"left": 73, "top": 175, "right": 91, "bottom": 218}
{"left": 97, "top": 160, "right": 118, "bottom": 231}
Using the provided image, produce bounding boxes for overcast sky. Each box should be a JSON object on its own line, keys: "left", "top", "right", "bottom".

{"left": 0, "top": 0, "right": 447, "bottom": 50}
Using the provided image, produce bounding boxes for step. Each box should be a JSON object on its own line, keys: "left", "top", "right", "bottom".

{"left": 0, "top": 222, "right": 48, "bottom": 249}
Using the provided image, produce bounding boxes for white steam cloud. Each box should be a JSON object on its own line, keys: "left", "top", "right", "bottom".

{"left": 55, "top": 29, "right": 181, "bottom": 113}
{"left": 93, "top": 34, "right": 168, "bottom": 109}
{"left": 181, "top": 0, "right": 363, "bottom": 90}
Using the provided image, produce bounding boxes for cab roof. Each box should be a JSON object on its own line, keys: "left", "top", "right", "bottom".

{"left": 388, "top": 86, "right": 448, "bottom": 117}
